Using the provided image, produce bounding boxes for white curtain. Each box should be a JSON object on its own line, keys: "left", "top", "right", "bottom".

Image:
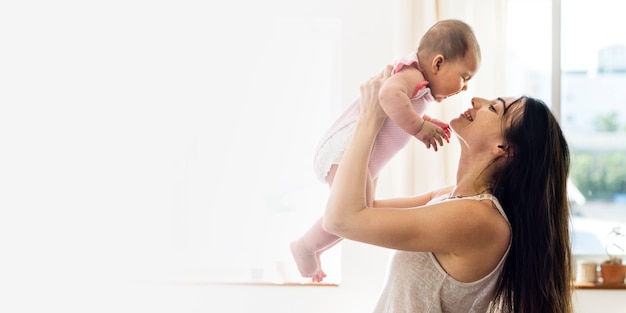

{"left": 377, "top": 0, "right": 508, "bottom": 198}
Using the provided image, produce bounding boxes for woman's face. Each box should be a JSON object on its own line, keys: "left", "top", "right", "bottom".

{"left": 450, "top": 96, "right": 525, "bottom": 149}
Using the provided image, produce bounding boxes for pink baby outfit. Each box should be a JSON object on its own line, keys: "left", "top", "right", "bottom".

{"left": 313, "top": 55, "right": 434, "bottom": 182}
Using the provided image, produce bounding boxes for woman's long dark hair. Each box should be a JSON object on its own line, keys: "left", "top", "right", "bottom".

{"left": 489, "top": 97, "right": 573, "bottom": 313}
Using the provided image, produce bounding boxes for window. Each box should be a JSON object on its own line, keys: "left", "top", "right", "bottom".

{"left": 507, "top": 0, "right": 626, "bottom": 258}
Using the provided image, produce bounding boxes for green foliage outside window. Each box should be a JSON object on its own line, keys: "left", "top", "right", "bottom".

{"left": 593, "top": 112, "right": 620, "bottom": 132}
{"left": 571, "top": 151, "right": 626, "bottom": 199}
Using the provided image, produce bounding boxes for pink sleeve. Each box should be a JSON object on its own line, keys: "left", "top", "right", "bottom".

{"left": 411, "top": 81, "right": 429, "bottom": 98}
{"left": 393, "top": 59, "right": 429, "bottom": 99}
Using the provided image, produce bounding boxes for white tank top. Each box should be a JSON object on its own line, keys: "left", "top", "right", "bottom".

{"left": 373, "top": 194, "right": 511, "bottom": 313}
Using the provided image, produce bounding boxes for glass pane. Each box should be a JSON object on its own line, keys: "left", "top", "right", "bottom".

{"left": 505, "top": 0, "right": 552, "bottom": 103}
{"left": 562, "top": 0, "right": 626, "bottom": 256}
{"left": 507, "top": 0, "right": 626, "bottom": 258}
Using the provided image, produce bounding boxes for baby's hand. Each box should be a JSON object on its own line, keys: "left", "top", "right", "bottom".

{"left": 414, "top": 121, "right": 449, "bottom": 152}
{"left": 426, "top": 118, "right": 451, "bottom": 142}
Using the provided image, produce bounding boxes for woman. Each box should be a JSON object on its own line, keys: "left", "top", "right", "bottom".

{"left": 323, "top": 66, "right": 573, "bottom": 313}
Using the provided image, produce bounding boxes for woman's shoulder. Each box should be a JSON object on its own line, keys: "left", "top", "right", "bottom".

{"left": 453, "top": 195, "right": 511, "bottom": 248}
{"left": 462, "top": 194, "right": 510, "bottom": 225}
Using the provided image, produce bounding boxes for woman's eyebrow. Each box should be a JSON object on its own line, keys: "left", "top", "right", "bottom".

{"left": 500, "top": 96, "right": 525, "bottom": 113}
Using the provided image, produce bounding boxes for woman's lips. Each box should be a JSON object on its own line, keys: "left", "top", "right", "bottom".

{"left": 463, "top": 110, "right": 473, "bottom": 121}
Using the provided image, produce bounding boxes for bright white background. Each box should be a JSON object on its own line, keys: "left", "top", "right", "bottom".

{"left": 1, "top": 0, "right": 624, "bottom": 312}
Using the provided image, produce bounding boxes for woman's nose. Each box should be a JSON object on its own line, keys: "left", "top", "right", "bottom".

{"left": 471, "top": 97, "right": 487, "bottom": 108}
{"left": 471, "top": 97, "right": 480, "bottom": 108}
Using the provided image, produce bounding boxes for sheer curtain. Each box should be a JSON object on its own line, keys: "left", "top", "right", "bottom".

{"left": 377, "top": 0, "right": 508, "bottom": 199}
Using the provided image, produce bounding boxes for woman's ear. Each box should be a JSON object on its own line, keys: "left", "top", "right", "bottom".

{"left": 431, "top": 54, "right": 444, "bottom": 73}
{"left": 494, "top": 145, "right": 514, "bottom": 157}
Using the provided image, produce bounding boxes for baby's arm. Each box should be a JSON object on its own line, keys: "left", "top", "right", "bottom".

{"left": 378, "top": 68, "right": 449, "bottom": 151}
{"left": 413, "top": 120, "right": 448, "bottom": 151}
{"left": 378, "top": 67, "right": 426, "bottom": 136}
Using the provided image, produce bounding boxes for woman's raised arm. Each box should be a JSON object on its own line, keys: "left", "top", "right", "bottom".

{"left": 323, "top": 66, "right": 391, "bottom": 235}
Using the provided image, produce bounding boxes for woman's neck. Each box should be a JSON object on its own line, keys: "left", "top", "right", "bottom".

{"left": 452, "top": 152, "right": 495, "bottom": 198}
{"left": 449, "top": 180, "right": 491, "bottom": 199}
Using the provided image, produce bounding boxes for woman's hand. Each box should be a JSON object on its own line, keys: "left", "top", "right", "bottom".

{"left": 358, "top": 65, "right": 393, "bottom": 126}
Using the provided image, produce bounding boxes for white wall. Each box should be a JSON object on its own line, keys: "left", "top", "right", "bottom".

{"left": 575, "top": 290, "right": 626, "bottom": 313}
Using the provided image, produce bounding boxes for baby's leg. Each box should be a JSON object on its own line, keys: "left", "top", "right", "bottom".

{"left": 290, "top": 217, "right": 341, "bottom": 281}
{"left": 290, "top": 165, "right": 342, "bottom": 282}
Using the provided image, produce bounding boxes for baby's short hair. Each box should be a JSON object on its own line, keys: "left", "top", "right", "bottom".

{"left": 418, "top": 19, "right": 481, "bottom": 62}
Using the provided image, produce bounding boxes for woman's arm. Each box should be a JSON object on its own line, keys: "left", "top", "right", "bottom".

{"left": 373, "top": 186, "right": 452, "bottom": 209}
{"left": 323, "top": 66, "right": 390, "bottom": 236}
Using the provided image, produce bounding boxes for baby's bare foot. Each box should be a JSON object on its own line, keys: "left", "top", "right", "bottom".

{"left": 311, "top": 270, "right": 327, "bottom": 283}
{"left": 290, "top": 239, "right": 322, "bottom": 279}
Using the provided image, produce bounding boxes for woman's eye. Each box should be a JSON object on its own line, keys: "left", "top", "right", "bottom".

{"left": 489, "top": 104, "right": 496, "bottom": 112}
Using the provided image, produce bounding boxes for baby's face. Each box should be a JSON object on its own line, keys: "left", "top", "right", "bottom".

{"left": 429, "top": 52, "right": 480, "bottom": 102}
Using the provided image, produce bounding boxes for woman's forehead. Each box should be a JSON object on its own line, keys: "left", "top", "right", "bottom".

{"left": 500, "top": 96, "right": 525, "bottom": 105}
{"left": 499, "top": 96, "right": 526, "bottom": 113}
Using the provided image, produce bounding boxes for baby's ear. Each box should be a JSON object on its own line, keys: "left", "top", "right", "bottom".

{"left": 431, "top": 54, "right": 444, "bottom": 72}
